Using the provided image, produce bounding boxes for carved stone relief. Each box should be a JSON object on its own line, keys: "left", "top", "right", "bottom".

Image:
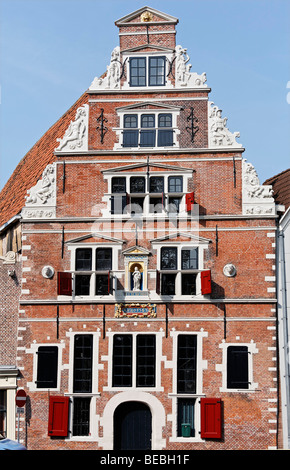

{"left": 242, "top": 159, "right": 275, "bottom": 215}
{"left": 89, "top": 47, "right": 121, "bottom": 91}
{"left": 175, "top": 45, "right": 207, "bottom": 88}
{"left": 208, "top": 102, "right": 242, "bottom": 148}
{"left": 22, "top": 163, "right": 56, "bottom": 219}
{"left": 55, "top": 104, "right": 89, "bottom": 152}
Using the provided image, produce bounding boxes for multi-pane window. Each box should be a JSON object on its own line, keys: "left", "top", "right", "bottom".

{"left": 129, "top": 56, "right": 166, "bottom": 87}
{"left": 72, "top": 335, "right": 93, "bottom": 437}
{"left": 130, "top": 176, "right": 145, "bottom": 193}
{"left": 136, "top": 335, "right": 156, "bottom": 387}
{"left": 158, "top": 114, "right": 173, "bottom": 147}
{"left": 75, "top": 248, "right": 91, "bottom": 296}
{"left": 112, "top": 335, "right": 132, "bottom": 387}
{"left": 227, "top": 346, "right": 249, "bottom": 389}
{"left": 177, "top": 335, "right": 197, "bottom": 393}
{"left": 129, "top": 58, "right": 146, "bottom": 87}
{"left": 140, "top": 114, "right": 156, "bottom": 147}
{"left": 36, "top": 346, "right": 58, "bottom": 389}
{"left": 72, "top": 397, "right": 91, "bottom": 436}
{"left": 73, "top": 335, "right": 93, "bottom": 393}
{"left": 160, "top": 247, "right": 199, "bottom": 296}
{"left": 112, "top": 334, "right": 156, "bottom": 388}
{"left": 110, "top": 175, "right": 185, "bottom": 216}
{"left": 161, "top": 247, "right": 178, "bottom": 270}
{"left": 149, "top": 57, "right": 166, "bottom": 86}
{"left": 111, "top": 177, "right": 127, "bottom": 215}
{"left": 74, "top": 248, "right": 112, "bottom": 296}
{"left": 122, "top": 113, "right": 174, "bottom": 148}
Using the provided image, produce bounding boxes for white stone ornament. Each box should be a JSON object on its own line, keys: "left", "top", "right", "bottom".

{"left": 22, "top": 163, "right": 56, "bottom": 219}
{"left": 223, "top": 264, "right": 237, "bottom": 277}
{"left": 55, "top": 104, "right": 89, "bottom": 152}
{"left": 242, "top": 159, "right": 275, "bottom": 215}
{"left": 208, "top": 102, "right": 242, "bottom": 148}
{"left": 89, "top": 46, "right": 121, "bottom": 91}
{"left": 42, "top": 266, "right": 55, "bottom": 279}
{"left": 175, "top": 45, "right": 207, "bottom": 88}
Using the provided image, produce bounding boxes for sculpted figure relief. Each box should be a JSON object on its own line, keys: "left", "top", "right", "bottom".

{"left": 89, "top": 47, "right": 121, "bottom": 90}
{"left": 56, "top": 105, "right": 88, "bottom": 151}
{"left": 208, "top": 103, "right": 241, "bottom": 147}
{"left": 175, "top": 45, "right": 207, "bottom": 87}
{"left": 25, "top": 164, "right": 55, "bottom": 205}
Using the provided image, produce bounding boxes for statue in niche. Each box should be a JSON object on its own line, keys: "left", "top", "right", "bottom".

{"left": 132, "top": 266, "right": 142, "bottom": 291}
{"left": 56, "top": 106, "right": 87, "bottom": 151}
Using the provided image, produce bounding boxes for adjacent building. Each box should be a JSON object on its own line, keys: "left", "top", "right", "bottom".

{"left": 0, "top": 6, "right": 283, "bottom": 450}
{"left": 265, "top": 169, "right": 290, "bottom": 449}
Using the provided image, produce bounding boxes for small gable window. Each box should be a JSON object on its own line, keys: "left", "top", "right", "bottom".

{"left": 129, "top": 56, "right": 166, "bottom": 87}
{"left": 149, "top": 57, "right": 166, "bottom": 86}
{"left": 122, "top": 113, "right": 174, "bottom": 149}
{"left": 129, "top": 58, "right": 146, "bottom": 87}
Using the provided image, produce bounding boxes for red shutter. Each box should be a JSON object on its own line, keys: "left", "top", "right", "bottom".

{"left": 201, "top": 270, "right": 211, "bottom": 295}
{"left": 185, "top": 192, "right": 194, "bottom": 211}
{"left": 200, "top": 398, "right": 222, "bottom": 439}
{"left": 156, "top": 270, "right": 160, "bottom": 295}
{"left": 48, "top": 396, "right": 69, "bottom": 437}
{"left": 57, "top": 272, "right": 72, "bottom": 296}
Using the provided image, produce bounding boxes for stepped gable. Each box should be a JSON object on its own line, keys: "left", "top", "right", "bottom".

{"left": 264, "top": 168, "right": 290, "bottom": 209}
{"left": 0, "top": 92, "right": 88, "bottom": 227}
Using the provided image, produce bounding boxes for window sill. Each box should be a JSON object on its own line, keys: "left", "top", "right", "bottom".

{"left": 169, "top": 436, "right": 204, "bottom": 443}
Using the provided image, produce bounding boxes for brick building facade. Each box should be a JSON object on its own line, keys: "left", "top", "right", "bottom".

{"left": 1, "top": 6, "right": 282, "bottom": 450}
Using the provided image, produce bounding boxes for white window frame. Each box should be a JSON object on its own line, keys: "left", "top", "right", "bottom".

{"left": 103, "top": 331, "right": 164, "bottom": 392}
{"left": 169, "top": 329, "right": 208, "bottom": 443}
{"left": 66, "top": 244, "right": 122, "bottom": 300}
{"left": 152, "top": 242, "right": 209, "bottom": 300}
{"left": 216, "top": 340, "right": 259, "bottom": 393}
{"left": 67, "top": 330, "right": 101, "bottom": 441}
{"left": 26, "top": 342, "right": 65, "bottom": 392}
{"left": 121, "top": 52, "right": 174, "bottom": 91}
{"left": 101, "top": 171, "right": 192, "bottom": 219}
{"left": 114, "top": 109, "right": 180, "bottom": 150}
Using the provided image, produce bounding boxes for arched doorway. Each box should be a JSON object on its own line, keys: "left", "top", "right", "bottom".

{"left": 113, "top": 401, "right": 152, "bottom": 450}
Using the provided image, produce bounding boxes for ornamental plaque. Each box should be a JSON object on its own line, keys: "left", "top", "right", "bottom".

{"left": 115, "top": 303, "right": 157, "bottom": 318}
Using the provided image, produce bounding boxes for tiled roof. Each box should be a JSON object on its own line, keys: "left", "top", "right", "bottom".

{"left": 0, "top": 92, "right": 88, "bottom": 228}
{"left": 264, "top": 168, "right": 290, "bottom": 209}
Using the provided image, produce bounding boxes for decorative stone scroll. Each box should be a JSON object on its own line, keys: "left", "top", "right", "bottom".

{"left": 22, "top": 163, "right": 56, "bottom": 219}
{"left": 55, "top": 104, "right": 89, "bottom": 152}
{"left": 175, "top": 45, "right": 207, "bottom": 88}
{"left": 89, "top": 46, "right": 121, "bottom": 91}
{"left": 208, "top": 102, "right": 242, "bottom": 148}
{"left": 242, "top": 159, "right": 275, "bottom": 215}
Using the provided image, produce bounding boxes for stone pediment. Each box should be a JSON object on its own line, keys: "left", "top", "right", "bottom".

{"left": 151, "top": 232, "right": 212, "bottom": 245}
{"left": 122, "top": 44, "right": 175, "bottom": 54}
{"left": 116, "top": 101, "right": 182, "bottom": 112}
{"left": 122, "top": 245, "right": 151, "bottom": 256}
{"left": 115, "top": 7, "right": 178, "bottom": 26}
{"left": 65, "top": 233, "right": 124, "bottom": 245}
{"left": 102, "top": 162, "right": 193, "bottom": 174}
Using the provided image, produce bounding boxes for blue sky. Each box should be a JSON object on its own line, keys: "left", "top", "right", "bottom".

{"left": 0, "top": 0, "right": 289, "bottom": 191}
